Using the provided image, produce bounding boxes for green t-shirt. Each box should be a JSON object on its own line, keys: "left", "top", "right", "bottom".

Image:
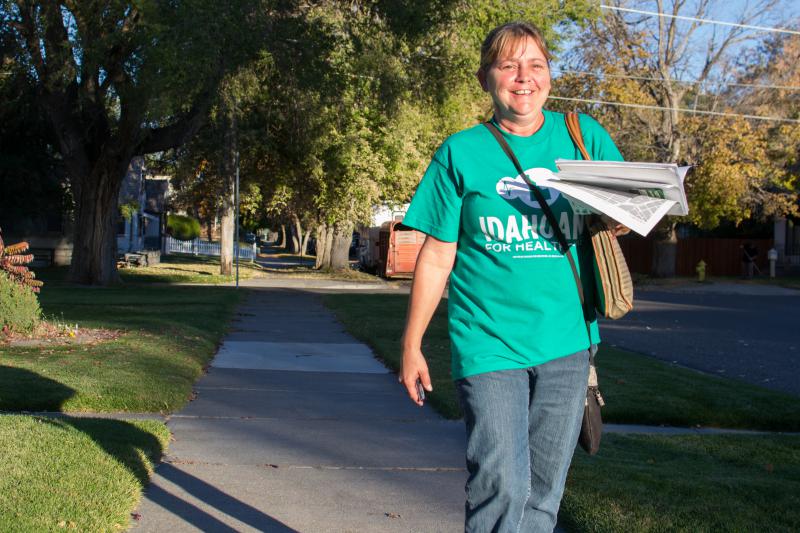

{"left": 403, "top": 110, "right": 624, "bottom": 380}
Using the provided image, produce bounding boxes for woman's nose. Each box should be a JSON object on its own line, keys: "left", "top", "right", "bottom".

{"left": 516, "top": 65, "right": 532, "bottom": 82}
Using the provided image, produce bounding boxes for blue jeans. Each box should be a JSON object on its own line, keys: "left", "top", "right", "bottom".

{"left": 455, "top": 349, "right": 590, "bottom": 533}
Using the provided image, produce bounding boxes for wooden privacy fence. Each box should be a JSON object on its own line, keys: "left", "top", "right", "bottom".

{"left": 618, "top": 237, "right": 774, "bottom": 277}
{"left": 165, "top": 236, "right": 256, "bottom": 261}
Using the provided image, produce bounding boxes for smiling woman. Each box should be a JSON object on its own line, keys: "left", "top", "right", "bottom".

{"left": 477, "top": 24, "right": 553, "bottom": 136}
{"left": 397, "top": 20, "right": 628, "bottom": 533}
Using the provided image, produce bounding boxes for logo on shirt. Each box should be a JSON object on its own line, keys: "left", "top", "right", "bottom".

{"left": 496, "top": 168, "right": 561, "bottom": 209}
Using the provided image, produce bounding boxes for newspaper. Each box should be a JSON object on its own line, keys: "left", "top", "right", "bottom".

{"left": 537, "top": 160, "right": 691, "bottom": 237}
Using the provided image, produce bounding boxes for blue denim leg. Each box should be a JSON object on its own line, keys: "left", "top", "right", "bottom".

{"left": 456, "top": 350, "right": 589, "bottom": 533}
{"left": 522, "top": 350, "right": 590, "bottom": 531}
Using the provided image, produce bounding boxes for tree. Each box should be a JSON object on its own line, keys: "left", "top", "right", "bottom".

{"left": 158, "top": 1, "right": 596, "bottom": 271}
{"left": 556, "top": 0, "right": 786, "bottom": 275}
{"left": 2, "top": 1, "right": 266, "bottom": 284}
{"left": 166, "top": 53, "right": 276, "bottom": 272}
{"left": 0, "top": 25, "right": 69, "bottom": 234}
{"left": 730, "top": 33, "right": 800, "bottom": 220}
{"left": 261, "top": 0, "right": 596, "bottom": 269}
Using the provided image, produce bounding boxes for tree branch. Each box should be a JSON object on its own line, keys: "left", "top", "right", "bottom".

{"left": 671, "top": 0, "right": 708, "bottom": 66}
{"left": 39, "top": 1, "right": 78, "bottom": 86}
{"left": 137, "top": 81, "right": 219, "bottom": 154}
{"left": 15, "top": 3, "right": 46, "bottom": 81}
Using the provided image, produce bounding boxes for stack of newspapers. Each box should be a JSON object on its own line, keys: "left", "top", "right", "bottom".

{"left": 546, "top": 160, "right": 691, "bottom": 237}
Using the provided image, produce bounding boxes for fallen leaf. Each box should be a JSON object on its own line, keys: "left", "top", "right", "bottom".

{"left": 57, "top": 521, "right": 66, "bottom": 528}
{"left": 385, "top": 513, "right": 401, "bottom": 519}
{"left": 131, "top": 513, "right": 142, "bottom": 521}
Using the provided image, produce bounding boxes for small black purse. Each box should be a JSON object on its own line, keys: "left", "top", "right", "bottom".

{"left": 579, "top": 351, "right": 604, "bottom": 455}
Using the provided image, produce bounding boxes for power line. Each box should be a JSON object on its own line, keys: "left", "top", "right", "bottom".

{"left": 551, "top": 68, "right": 800, "bottom": 91}
{"left": 548, "top": 95, "right": 800, "bottom": 123}
{"left": 600, "top": 4, "right": 800, "bottom": 36}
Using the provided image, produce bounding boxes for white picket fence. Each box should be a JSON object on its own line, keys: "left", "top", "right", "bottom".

{"left": 165, "top": 236, "right": 256, "bottom": 261}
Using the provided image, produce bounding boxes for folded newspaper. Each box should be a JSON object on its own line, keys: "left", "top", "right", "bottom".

{"left": 540, "top": 160, "right": 691, "bottom": 237}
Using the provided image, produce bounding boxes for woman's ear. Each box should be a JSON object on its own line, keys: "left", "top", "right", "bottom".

{"left": 476, "top": 69, "right": 488, "bottom": 92}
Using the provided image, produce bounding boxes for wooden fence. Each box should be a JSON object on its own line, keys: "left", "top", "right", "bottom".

{"left": 618, "top": 237, "right": 774, "bottom": 277}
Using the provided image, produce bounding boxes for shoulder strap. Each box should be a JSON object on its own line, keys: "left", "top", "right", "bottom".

{"left": 565, "top": 112, "right": 591, "bottom": 161}
{"left": 483, "top": 121, "right": 587, "bottom": 313}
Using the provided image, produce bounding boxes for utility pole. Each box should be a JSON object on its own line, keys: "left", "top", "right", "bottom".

{"left": 235, "top": 149, "right": 240, "bottom": 288}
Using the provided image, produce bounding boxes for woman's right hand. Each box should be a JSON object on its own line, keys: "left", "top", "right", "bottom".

{"left": 397, "top": 235, "right": 455, "bottom": 407}
{"left": 399, "top": 345, "right": 432, "bottom": 406}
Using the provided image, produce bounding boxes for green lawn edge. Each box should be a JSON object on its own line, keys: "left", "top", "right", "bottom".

{"left": 322, "top": 293, "right": 800, "bottom": 431}
{"left": 562, "top": 433, "right": 800, "bottom": 532}
{"left": 0, "top": 415, "right": 169, "bottom": 531}
{"left": 1, "top": 284, "right": 244, "bottom": 412}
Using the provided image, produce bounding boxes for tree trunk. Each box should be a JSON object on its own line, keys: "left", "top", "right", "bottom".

{"left": 651, "top": 222, "right": 678, "bottom": 277}
{"left": 292, "top": 214, "right": 304, "bottom": 256}
{"left": 301, "top": 232, "right": 310, "bottom": 256}
{"left": 315, "top": 223, "right": 329, "bottom": 269}
{"left": 219, "top": 97, "right": 237, "bottom": 276}
{"left": 68, "top": 158, "right": 130, "bottom": 285}
{"left": 127, "top": 216, "right": 134, "bottom": 252}
{"left": 286, "top": 223, "right": 299, "bottom": 254}
{"left": 278, "top": 223, "right": 287, "bottom": 249}
{"left": 330, "top": 220, "right": 353, "bottom": 270}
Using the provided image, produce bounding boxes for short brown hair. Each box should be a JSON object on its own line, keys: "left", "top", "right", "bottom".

{"left": 479, "top": 22, "right": 552, "bottom": 73}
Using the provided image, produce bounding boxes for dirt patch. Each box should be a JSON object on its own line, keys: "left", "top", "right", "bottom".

{"left": 2, "top": 322, "right": 122, "bottom": 348}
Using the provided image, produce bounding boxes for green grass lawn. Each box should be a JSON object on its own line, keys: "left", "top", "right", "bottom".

{"left": 0, "top": 284, "right": 243, "bottom": 412}
{"left": 0, "top": 275, "right": 245, "bottom": 531}
{"left": 563, "top": 433, "right": 800, "bottom": 532}
{"left": 119, "top": 253, "right": 263, "bottom": 284}
{"left": 0, "top": 415, "right": 168, "bottom": 531}
{"left": 322, "top": 293, "right": 800, "bottom": 431}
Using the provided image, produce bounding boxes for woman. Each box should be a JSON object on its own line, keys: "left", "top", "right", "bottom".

{"left": 398, "top": 21, "right": 626, "bottom": 532}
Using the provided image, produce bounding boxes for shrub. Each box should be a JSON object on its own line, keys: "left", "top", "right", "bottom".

{"left": 167, "top": 214, "right": 201, "bottom": 241}
{"left": 0, "top": 273, "right": 41, "bottom": 335}
{"left": 0, "top": 231, "right": 43, "bottom": 293}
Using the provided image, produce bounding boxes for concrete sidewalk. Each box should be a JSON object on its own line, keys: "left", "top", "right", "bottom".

{"left": 131, "top": 284, "right": 793, "bottom": 532}
{"left": 134, "top": 288, "right": 467, "bottom": 532}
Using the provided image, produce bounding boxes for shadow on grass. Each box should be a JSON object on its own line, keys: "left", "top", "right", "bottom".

{"left": 1, "top": 366, "right": 296, "bottom": 530}
{"left": 0, "top": 365, "right": 75, "bottom": 411}
{"left": 1, "top": 367, "right": 160, "bottom": 487}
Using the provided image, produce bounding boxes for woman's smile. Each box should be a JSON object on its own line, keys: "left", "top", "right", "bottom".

{"left": 478, "top": 35, "right": 551, "bottom": 135}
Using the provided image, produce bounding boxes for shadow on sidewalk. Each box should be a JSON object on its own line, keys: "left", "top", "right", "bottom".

{"left": 146, "top": 463, "right": 298, "bottom": 532}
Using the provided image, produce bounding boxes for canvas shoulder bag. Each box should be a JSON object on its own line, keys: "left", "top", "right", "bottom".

{"left": 564, "top": 112, "right": 634, "bottom": 320}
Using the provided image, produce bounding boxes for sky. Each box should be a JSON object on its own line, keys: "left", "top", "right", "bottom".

{"left": 550, "top": 0, "right": 800, "bottom": 86}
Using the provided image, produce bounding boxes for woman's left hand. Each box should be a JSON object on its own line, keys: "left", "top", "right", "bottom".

{"left": 600, "top": 214, "right": 631, "bottom": 237}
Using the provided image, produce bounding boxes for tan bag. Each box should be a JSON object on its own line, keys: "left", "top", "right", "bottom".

{"left": 565, "top": 113, "right": 634, "bottom": 320}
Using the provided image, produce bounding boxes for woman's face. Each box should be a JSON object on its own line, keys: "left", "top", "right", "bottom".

{"left": 478, "top": 36, "right": 551, "bottom": 132}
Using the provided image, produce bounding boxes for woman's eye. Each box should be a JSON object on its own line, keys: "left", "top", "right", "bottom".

{"left": 501, "top": 64, "right": 516, "bottom": 70}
